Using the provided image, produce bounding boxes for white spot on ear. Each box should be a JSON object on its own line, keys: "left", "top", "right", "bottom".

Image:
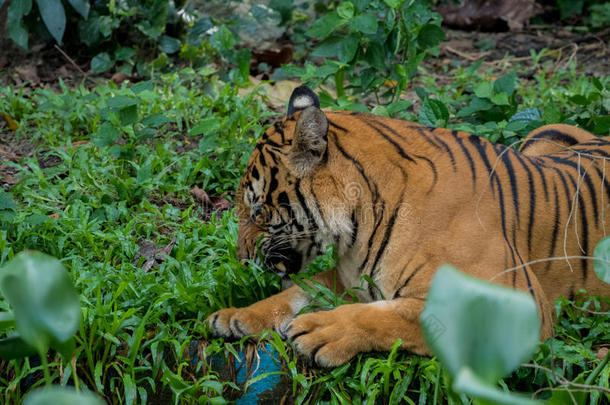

{"left": 292, "top": 95, "right": 314, "bottom": 109}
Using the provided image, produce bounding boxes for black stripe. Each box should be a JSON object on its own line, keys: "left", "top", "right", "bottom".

{"left": 546, "top": 183, "right": 561, "bottom": 272}
{"left": 332, "top": 132, "right": 379, "bottom": 202}
{"left": 393, "top": 263, "right": 425, "bottom": 298}
{"left": 454, "top": 132, "right": 477, "bottom": 187}
{"left": 468, "top": 136, "right": 497, "bottom": 196}
{"left": 430, "top": 131, "right": 457, "bottom": 170}
{"left": 358, "top": 117, "right": 416, "bottom": 163}
{"left": 501, "top": 151, "right": 521, "bottom": 226}
{"left": 369, "top": 201, "right": 401, "bottom": 280}
{"left": 521, "top": 130, "right": 579, "bottom": 151}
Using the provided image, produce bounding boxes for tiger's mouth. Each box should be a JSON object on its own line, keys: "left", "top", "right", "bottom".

{"left": 261, "top": 244, "right": 303, "bottom": 278}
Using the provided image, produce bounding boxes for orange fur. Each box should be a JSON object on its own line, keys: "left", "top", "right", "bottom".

{"left": 208, "top": 92, "right": 610, "bottom": 367}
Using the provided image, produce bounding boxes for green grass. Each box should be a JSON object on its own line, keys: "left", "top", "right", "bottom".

{"left": 0, "top": 63, "right": 609, "bottom": 404}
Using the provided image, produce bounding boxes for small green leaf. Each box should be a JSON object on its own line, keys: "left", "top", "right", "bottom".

{"left": 509, "top": 108, "right": 542, "bottom": 124}
{"left": 453, "top": 368, "right": 543, "bottom": 405}
{"left": 0, "top": 190, "right": 16, "bottom": 210}
{"left": 383, "top": 0, "right": 405, "bottom": 9}
{"left": 419, "top": 98, "right": 449, "bottom": 127}
{"left": 569, "top": 94, "right": 589, "bottom": 106}
{"left": 190, "top": 118, "right": 220, "bottom": 136}
{"left": 593, "top": 236, "right": 610, "bottom": 284}
{"left": 158, "top": 35, "right": 181, "bottom": 54}
{"left": 142, "top": 114, "right": 171, "bottom": 128}
{"left": 93, "top": 122, "right": 120, "bottom": 147}
{"left": 8, "top": 0, "right": 33, "bottom": 49}
{"left": 115, "top": 47, "right": 136, "bottom": 61}
{"left": 493, "top": 72, "right": 517, "bottom": 96}
{"left": 491, "top": 92, "right": 510, "bottom": 106}
{"left": 0, "top": 252, "right": 81, "bottom": 354}
{"left": 474, "top": 81, "right": 493, "bottom": 99}
{"left": 0, "top": 335, "right": 38, "bottom": 360}
{"left": 305, "top": 12, "right": 344, "bottom": 39}
{"left": 417, "top": 24, "right": 445, "bottom": 50}
{"left": 337, "top": 2, "right": 355, "bottom": 20}
{"left": 66, "top": 0, "right": 89, "bottom": 19}
{"left": 91, "top": 52, "right": 113, "bottom": 73}
{"left": 312, "top": 34, "right": 360, "bottom": 64}
{"left": 211, "top": 26, "right": 235, "bottom": 52}
{"left": 35, "top": 0, "right": 67, "bottom": 44}
{"left": 350, "top": 13, "right": 378, "bottom": 34}
{"left": 24, "top": 386, "right": 105, "bottom": 405}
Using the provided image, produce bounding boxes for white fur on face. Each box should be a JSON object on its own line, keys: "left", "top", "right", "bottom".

{"left": 292, "top": 95, "right": 314, "bottom": 109}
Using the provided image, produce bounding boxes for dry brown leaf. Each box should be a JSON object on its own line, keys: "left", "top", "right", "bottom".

{"left": 15, "top": 65, "right": 40, "bottom": 84}
{"left": 597, "top": 347, "right": 609, "bottom": 360}
{"left": 190, "top": 186, "right": 212, "bottom": 206}
{"left": 437, "top": 0, "right": 542, "bottom": 31}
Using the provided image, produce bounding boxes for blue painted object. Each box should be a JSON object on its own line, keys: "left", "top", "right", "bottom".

{"left": 208, "top": 343, "right": 286, "bottom": 404}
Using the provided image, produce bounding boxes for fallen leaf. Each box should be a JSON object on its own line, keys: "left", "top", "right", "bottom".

{"left": 111, "top": 72, "right": 129, "bottom": 85}
{"left": 133, "top": 237, "right": 177, "bottom": 271}
{"left": 2, "top": 114, "right": 19, "bottom": 131}
{"left": 211, "top": 195, "right": 232, "bottom": 212}
{"left": 15, "top": 65, "right": 40, "bottom": 85}
{"left": 597, "top": 347, "right": 609, "bottom": 360}
{"left": 48, "top": 213, "right": 60, "bottom": 220}
{"left": 190, "top": 186, "right": 212, "bottom": 206}
{"left": 437, "top": 0, "right": 542, "bottom": 32}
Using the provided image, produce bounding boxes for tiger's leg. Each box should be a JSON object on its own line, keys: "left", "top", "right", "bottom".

{"left": 207, "top": 269, "right": 344, "bottom": 339}
{"left": 282, "top": 298, "right": 429, "bottom": 367}
{"left": 519, "top": 123, "right": 597, "bottom": 156}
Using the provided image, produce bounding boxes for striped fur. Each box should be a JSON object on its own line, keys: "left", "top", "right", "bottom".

{"left": 207, "top": 87, "right": 610, "bottom": 367}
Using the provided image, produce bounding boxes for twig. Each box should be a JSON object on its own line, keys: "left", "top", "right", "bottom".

{"left": 54, "top": 44, "right": 87, "bottom": 76}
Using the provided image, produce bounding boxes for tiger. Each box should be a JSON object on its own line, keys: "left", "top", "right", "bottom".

{"left": 207, "top": 85, "right": 610, "bottom": 367}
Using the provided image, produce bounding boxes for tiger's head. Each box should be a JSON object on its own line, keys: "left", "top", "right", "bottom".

{"left": 235, "top": 86, "right": 337, "bottom": 277}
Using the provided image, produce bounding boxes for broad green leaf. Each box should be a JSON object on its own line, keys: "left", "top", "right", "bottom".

{"left": 305, "top": 12, "right": 344, "bottom": 39}
{"left": 337, "top": 2, "right": 355, "bottom": 20}
{"left": 509, "top": 108, "right": 542, "bottom": 124}
{"left": 0, "top": 252, "right": 81, "bottom": 354}
{"left": 8, "top": 0, "right": 32, "bottom": 49}
{"left": 491, "top": 92, "right": 510, "bottom": 106}
{"left": 593, "top": 236, "right": 610, "bottom": 284}
{"left": 0, "top": 312, "right": 15, "bottom": 330}
{"left": 493, "top": 72, "right": 517, "bottom": 96}
{"left": 419, "top": 98, "right": 449, "bottom": 127}
{"left": 417, "top": 24, "right": 445, "bottom": 50}
{"left": 474, "top": 81, "right": 493, "bottom": 99}
{"left": 35, "top": 0, "right": 66, "bottom": 43}
{"left": 158, "top": 35, "right": 181, "bottom": 54}
{"left": 142, "top": 114, "right": 171, "bottom": 128}
{"left": 92, "top": 122, "right": 120, "bottom": 147}
{"left": 383, "top": 0, "right": 405, "bottom": 9}
{"left": 211, "top": 26, "right": 235, "bottom": 52}
{"left": 0, "top": 335, "right": 38, "bottom": 359}
{"left": 0, "top": 190, "right": 16, "bottom": 210}
{"left": 547, "top": 374, "right": 587, "bottom": 405}
{"left": 24, "top": 386, "right": 105, "bottom": 405}
{"left": 190, "top": 117, "right": 220, "bottom": 136}
{"left": 115, "top": 47, "right": 136, "bottom": 61}
{"left": 66, "top": 0, "right": 89, "bottom": 19}
{"left": 349, "top": 13, "right": 378, "bottom": 34}
{"left": 420, "top": 265, "right": 540, "bottom": 384}
{"left": 91, "top": 52, "right": 113, "bottom": 72}
{"left": 312, "top": 34, "right": 360, "bottom": 64}
{"left": 453, "top": 368, "right": 543, "bottom": 405}
{"left": 456, "top": 97, "right": 494, "bottom": 118}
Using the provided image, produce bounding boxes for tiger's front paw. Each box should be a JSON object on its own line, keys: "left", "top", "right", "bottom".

{"left": 207, "top": 307, "right": 270, "bottom": 339}
{"left": 283, "top": 309, "right": 367, "bottom": 368}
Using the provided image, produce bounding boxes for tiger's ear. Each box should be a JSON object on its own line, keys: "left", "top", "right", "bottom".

{"left": 287, "top": 86, "right": 320, "bottom": 117}
{"left": 289, "top": 106, "right": 328, "bottom": 178}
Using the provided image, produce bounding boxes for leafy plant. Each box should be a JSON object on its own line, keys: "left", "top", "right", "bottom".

{"left": 5, "top": 0, "right": 89, "bottom": 49}
{"left": 0, "top": 251, "right": 103, "bottom": 404}
{"left": 283, "top": 0, "right": 444, "bottom": 111}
